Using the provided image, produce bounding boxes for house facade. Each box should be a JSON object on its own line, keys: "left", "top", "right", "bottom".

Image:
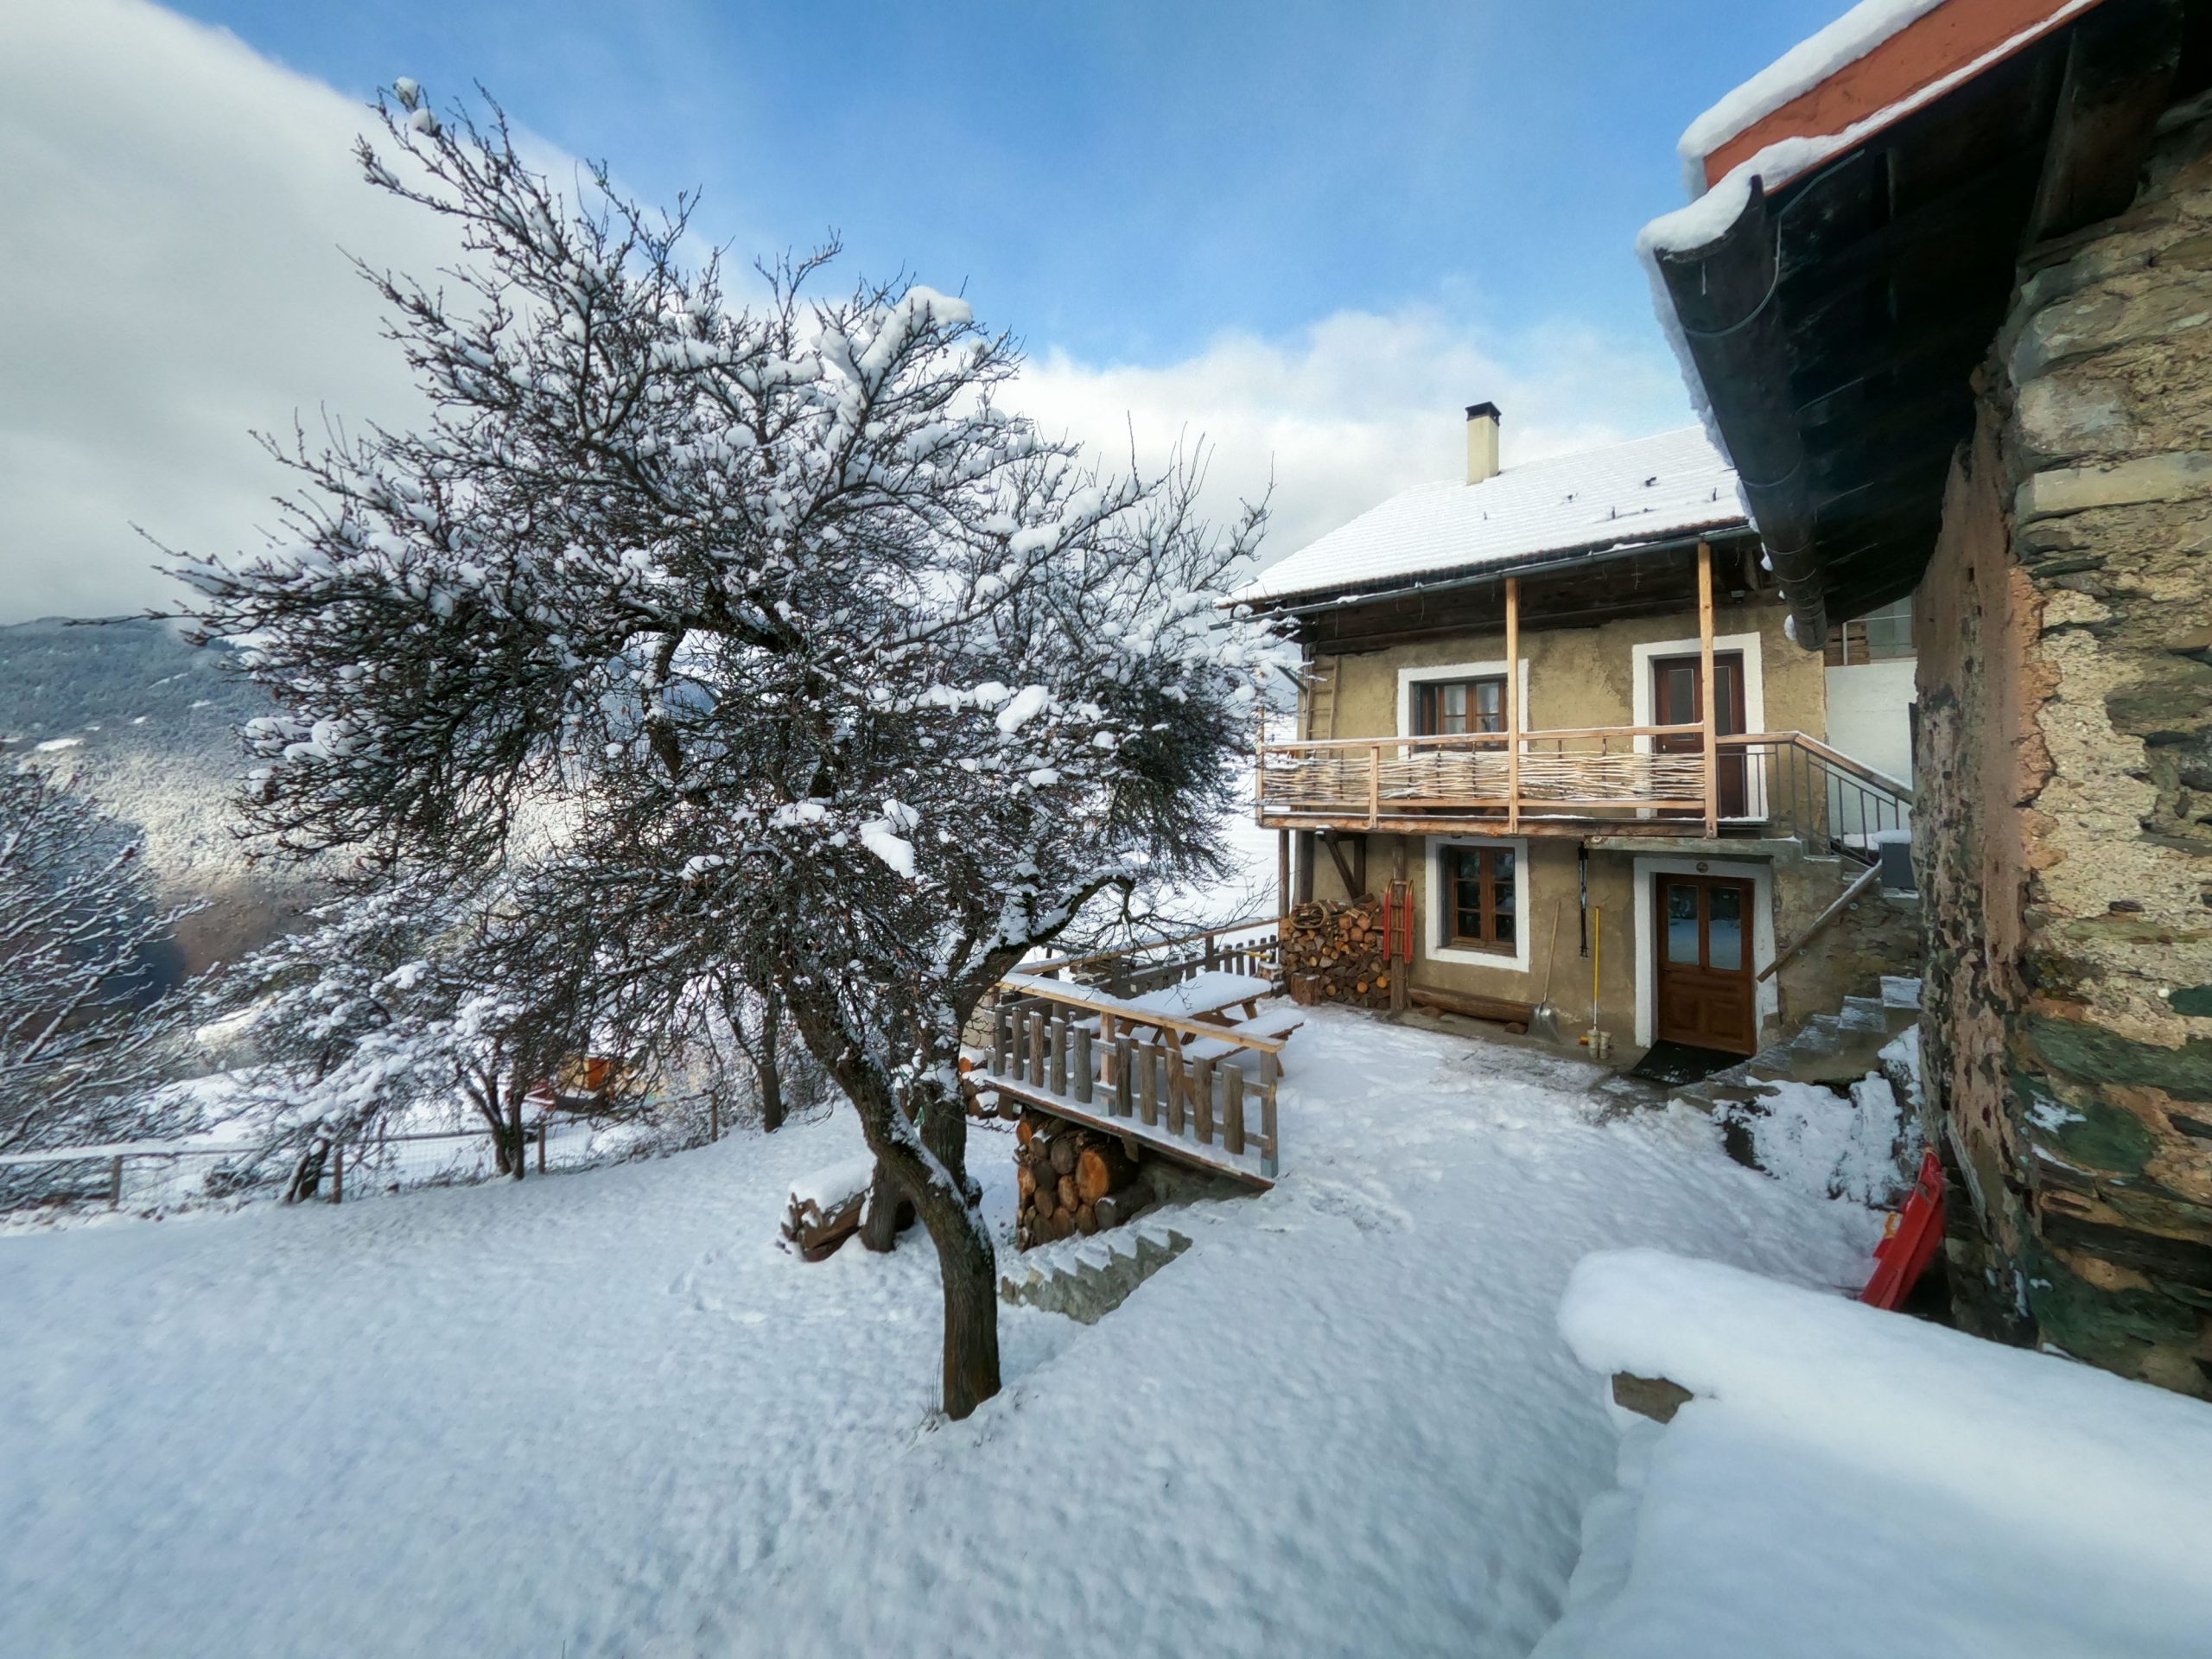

{"left": 1644, "top": 0, "right": 2212, "bottom": 1392}
{"left": 1242, "top": 413, "right": 1919, "bottom": 1059}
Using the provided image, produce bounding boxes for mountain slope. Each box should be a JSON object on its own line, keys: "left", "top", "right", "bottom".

{"left": 0, "top": 616, "right": 318, "bottom": 973}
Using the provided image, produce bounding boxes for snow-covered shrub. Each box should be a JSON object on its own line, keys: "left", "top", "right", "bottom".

{"left": 0, "top": 766, "right": 198, "bottom": 1158}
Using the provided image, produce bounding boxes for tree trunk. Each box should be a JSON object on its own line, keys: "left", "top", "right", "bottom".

{"left": 757, "top": 982, "right": 786, "bottom": 1133}
{"left": 860, "top": 1158, "right": 906, "bottom": 1251}
{"left": 509, "top": 1088, "right": 525, "bottom": 1181}
{"left": 784, "top": 995, "right": 1001, "bottom": 1420}
{"left": 909, "top": 1172, "right": 1001, "bottom": 1421}
{"left": 474, "top": 1074, "right": 525, "bottom": 1178}
{"left": 283, "top": 1139, "right": 330, "bottom": 1203}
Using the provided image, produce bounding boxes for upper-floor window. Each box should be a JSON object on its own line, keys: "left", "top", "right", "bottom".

{"left": 1825, "top": 597, "right": 1913, "bottom": 665}
{"left": 1414, "top": 676, "right": 1505, "bottom": 736}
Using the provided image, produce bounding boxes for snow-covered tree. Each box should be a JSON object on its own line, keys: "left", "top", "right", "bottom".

{"left": 0, "top": 767, "right": 194, "bottom": 1154}
{"left": 174, "top": 87, "right": 1286, "bottom": 1418}
{"left": 207, "top": 866, "right": 629, "bottom": 1199}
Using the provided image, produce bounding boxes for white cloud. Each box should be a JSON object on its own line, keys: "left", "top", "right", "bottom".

{"left": 0, "top": 0, "right": 456, "bottom": 623}
{"left": 1015, "top": 307, "right": 1693, "bottom": 570}
{"left": 0, "top": 1, "right": 1693, "bottom": 626}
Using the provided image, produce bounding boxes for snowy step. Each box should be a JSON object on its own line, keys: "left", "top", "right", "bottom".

{"left": 1880, "top": 975, "right": 1923, "bottom": 1011}
{"left": 1000, "top": 1214, "right": 1195, "bottom": 1325}
{"left": 1788, "top": 1018, "right": 1848, "bottom": 1056}
{"left": 1836, "top": 997, "right": 1891, "bottom": 1034}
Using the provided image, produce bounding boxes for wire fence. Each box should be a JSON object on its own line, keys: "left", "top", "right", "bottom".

{"left": 0, "top": 1110, "right": 715, "bottom": 1223}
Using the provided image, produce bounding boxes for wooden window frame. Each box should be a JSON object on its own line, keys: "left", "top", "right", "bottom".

{"left": 1446, "top": 844, "right": 1516, "bottom": 953}
{"left": 1414, "top": 675, "right": 1506, "bottom": 738}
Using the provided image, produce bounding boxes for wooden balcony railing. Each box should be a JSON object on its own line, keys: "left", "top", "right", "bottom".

{"left": 1255, "top": 728, "right": 1913, "bottom": 846}
{"left": 1257, "top": 726, "right": 1715, "bottom": 831}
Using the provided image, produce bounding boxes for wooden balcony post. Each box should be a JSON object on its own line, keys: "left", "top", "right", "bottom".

{"left": 1367, "top": 743, "right": 1381, "bottom": 829}
{"left": 1697, "top": 539, "right": 1718, "bottom": 836}
{"left": 1505, "top": 575, "right": 1522, "bottom": 831}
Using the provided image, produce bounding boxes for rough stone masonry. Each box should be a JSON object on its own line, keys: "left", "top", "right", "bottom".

{"left": 1916, "top": 104, "right": 2212, "bottom": 1395}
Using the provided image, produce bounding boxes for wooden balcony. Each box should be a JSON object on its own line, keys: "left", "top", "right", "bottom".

{"left": 1255, "top": 728, "right": 1912, "bottom": 849}
{"left": 1263, "top": 543, "right": 1745, "bottom": 837}
{"left": 1256, "top": 726, "right": 1716, "bottom": 836}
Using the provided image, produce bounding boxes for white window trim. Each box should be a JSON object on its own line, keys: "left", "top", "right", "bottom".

{"left": 1630, "top": 854, "right": 1778, "bottom": 1049}
{"left": 1425, "top": 835, "right": 1532, "bottom": 974}
{"left": 1628, "top": 630, "right": 1768, "bottom": 821}
{"left": 1395, "top": 658, "right": 1533, "bottom": 739}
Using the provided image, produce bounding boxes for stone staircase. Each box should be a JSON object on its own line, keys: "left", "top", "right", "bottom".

{"left": 998, "top": 1211, "right": 1194, "bottom": 1325}
{"left": 1675, "top": 975, "right": 1923, "bottom": 1122}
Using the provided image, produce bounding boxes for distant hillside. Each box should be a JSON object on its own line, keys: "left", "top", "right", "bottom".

{"left": 0, "top": 617, "right": 321, "bottom": 975}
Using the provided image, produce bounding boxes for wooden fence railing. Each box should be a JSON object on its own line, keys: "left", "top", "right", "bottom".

{"left": 1028, "top": 917, "right": 1285, "bottom": 992}
{"left": 983, "top": 985, "right": 1281, "bottom": 1185}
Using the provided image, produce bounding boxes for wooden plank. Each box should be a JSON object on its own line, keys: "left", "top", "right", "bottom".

{"left": 1321, "top": 830, "right": 1362, "bottom": 899}
{"left": 1165, "top": 1046, "right": 1185, "bottom": 1138}
{"left": 1698, "top": 539, "right": 1719, "bottom": 837}
{"left": 2031, "top": 0, "right": 2183, "bottom": 244}
{"left": 1367, "top": 743, "right": 1381, "bottom": 829}
{"left": 1028, "top": 916, "right": 1294, "bottom": 974}
{"left": 1139, "top": 1046, "right": 1159, "bottom": 1127}
{"left": 1224, "top": 1066, "right": 1247, "bottom": 1156}
{"left": 1048, "top": 1014, "right": 1068, "bottom": 1096}
{"left": 1265, "top": 724, "right": 1695, "bottom": 750}
{"left": 1115, "top": 1036, "right": 1135, "bottom": 1118}
{"left": 995, "top": 975, "right": 1291, "bottom": 1052}
{"left": 1390, "top": 838, "right": 1410, "bottom": 1015}
{"left": 1072, "top": 1025, "right": 1093, "bottom": 1105}
{"left": 1260, "top": 1054, "right": 1281, "bottom": 1181}
{"left": 1505, "top": 575, "right": 1522, "bottom": 833}
{"left": 1027, "top": 1009, "right": 1046, "bottom": 1090}
{"left": 1194, "top": 1056, "right": 1216, "bottom": 1146}
{"left": 1408, "top": 985, "right": 1536, "bottom": 1025}
{"left": 987, "top": 1075, "right": 1274, "bottom": 1189}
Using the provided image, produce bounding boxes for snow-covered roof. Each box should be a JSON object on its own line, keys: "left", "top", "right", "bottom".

{"left": 1672, "top": 0, "right": 2095, "bottom": 199}
{"left": 1237, "top": 426, "right": 1748, "bottom": 607}
{"left": 1679, "top": 0, "right": 1949, "bottom": 191}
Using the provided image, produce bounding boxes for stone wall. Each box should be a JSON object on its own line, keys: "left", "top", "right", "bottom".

{"left": 1916, "top": 111, "right": 2212, "bottom": 1395}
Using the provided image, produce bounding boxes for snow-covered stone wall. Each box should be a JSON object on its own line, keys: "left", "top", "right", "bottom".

{"left": 1916, "top": 108, "right": 2212, "bottom": 1395}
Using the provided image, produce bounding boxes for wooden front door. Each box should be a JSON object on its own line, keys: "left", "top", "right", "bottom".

{"left": 1652, "top": 652, "right": 1748, "bottom": 817}
{"left": 1654, "top": 874, "right": 1758, "bottom": 1053}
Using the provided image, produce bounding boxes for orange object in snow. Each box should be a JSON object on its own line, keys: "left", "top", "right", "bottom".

{"left": 1861, "top": 1150, "right": 1946, "bottom": 1311}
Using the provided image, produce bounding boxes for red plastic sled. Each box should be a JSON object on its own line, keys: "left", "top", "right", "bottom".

{"left": 1860, "top": 1149, "right": 1946, "bottom": 1310}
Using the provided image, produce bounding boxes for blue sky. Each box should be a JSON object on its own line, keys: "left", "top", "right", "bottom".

{"left": 3, "top": 1, "right": 1834, "bottom": 620}
{"left": 166, "top": 0, "right": 1836, "bottom": 365}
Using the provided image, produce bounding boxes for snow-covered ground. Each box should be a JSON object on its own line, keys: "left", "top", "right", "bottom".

{"left": 0, "top": 1007, "right": 1877, "bottom": 1658}
{"left": 1538, "top": 1250, "right": 2212, "bottom": 1658}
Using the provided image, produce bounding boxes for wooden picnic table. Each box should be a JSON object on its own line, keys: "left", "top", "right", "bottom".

{"left": 1098, "top": 970, "right": 1274, "bottom": 1111}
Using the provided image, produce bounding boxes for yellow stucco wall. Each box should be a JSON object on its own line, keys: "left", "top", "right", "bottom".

{"left": 1303, "top": 596, "right": 1821, "bottom": 745}
{"left": 1295, "top": 594, "right": 1847, "bottom": 1052}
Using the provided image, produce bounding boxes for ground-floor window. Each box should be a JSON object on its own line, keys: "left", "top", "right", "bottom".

{"left": 1446, "top": 844, "right": 1516, "bottom": 952}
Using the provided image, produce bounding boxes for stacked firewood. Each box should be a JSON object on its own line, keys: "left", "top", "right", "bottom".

{"left": 1281, "top": 894, "right": 1392, "bottom": 1007}
{"left": 1015, "top": 1111, "right": 1141, "bottom": 1248}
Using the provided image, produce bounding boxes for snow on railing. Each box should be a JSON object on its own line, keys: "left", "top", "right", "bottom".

{"left": 983, "top": 920, "right": 1291, "bottom": 1186}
